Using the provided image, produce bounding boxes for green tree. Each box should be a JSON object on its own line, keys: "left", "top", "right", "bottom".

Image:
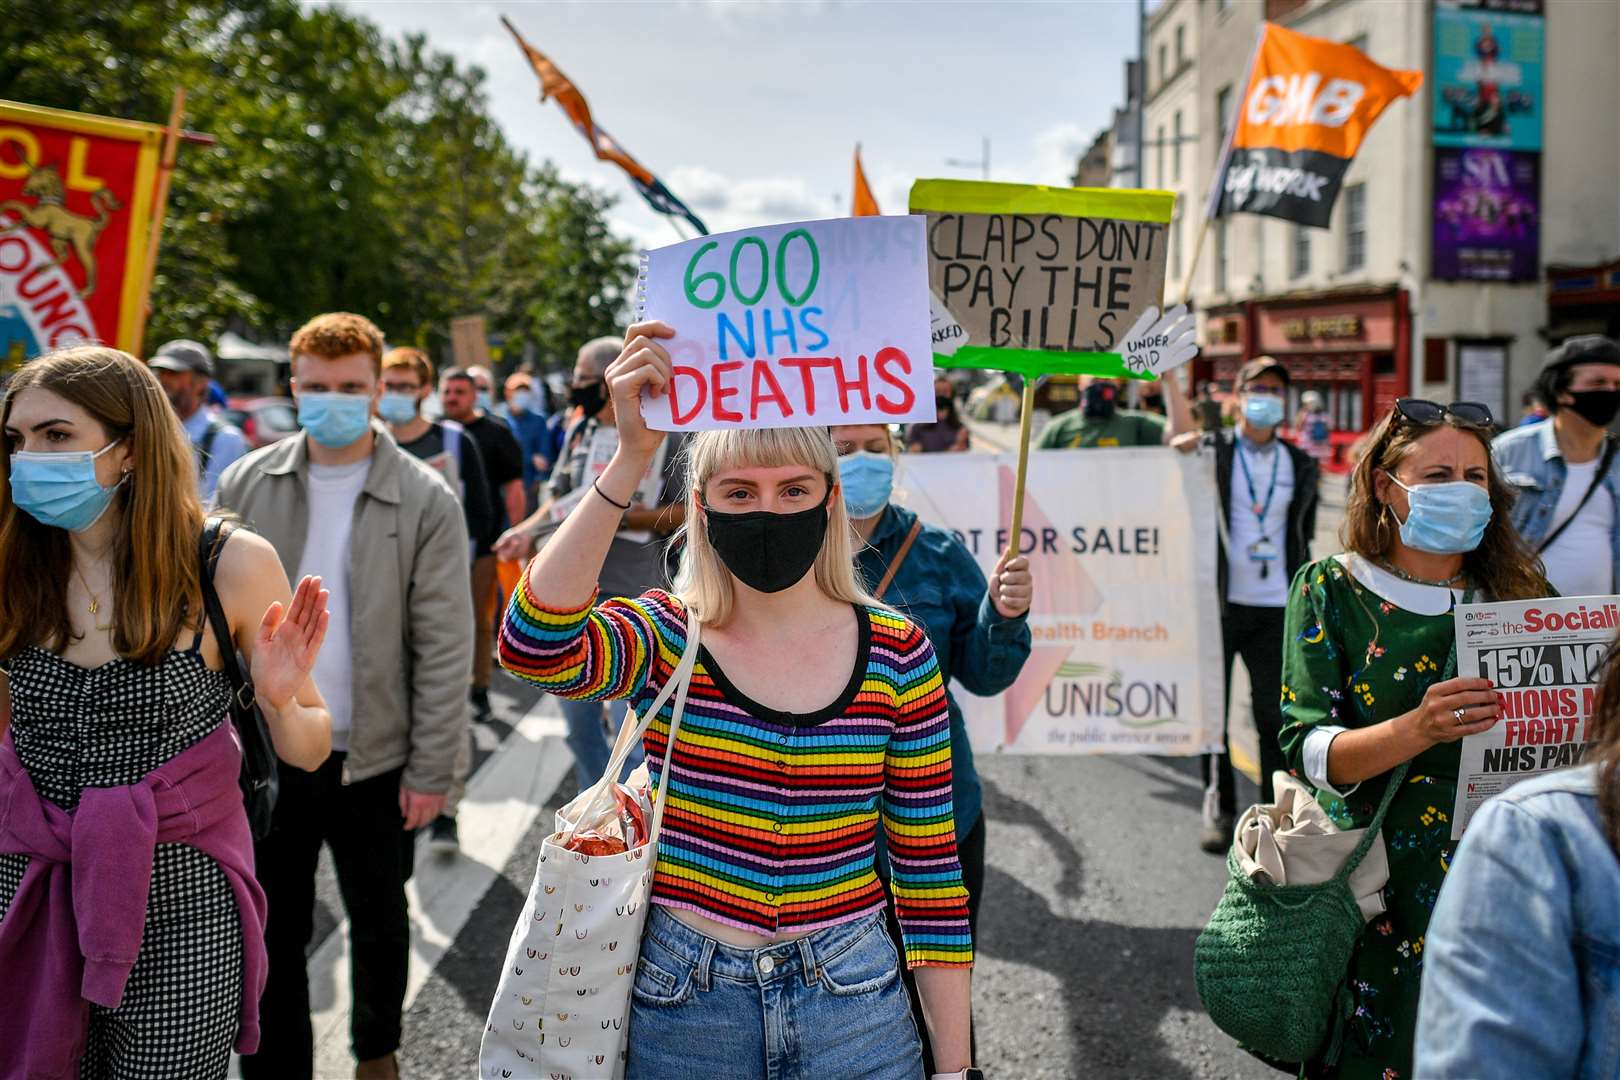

{"left": 0, "top": 0, "right": 634, "bottom": 362}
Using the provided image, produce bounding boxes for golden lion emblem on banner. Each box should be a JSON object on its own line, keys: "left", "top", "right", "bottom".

{"left": 0, "top": 162, "right": 121, "bottom": 299}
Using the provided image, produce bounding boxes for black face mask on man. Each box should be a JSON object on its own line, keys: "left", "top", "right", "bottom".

{"left": 1566, "top": 389, "right": 1620, "bottom": 429}
{"left": 1082, "top": 381, "right": 1119, "bottom": 420}
{"left": 569, "top": 380, "right": 607, "bottom": 417}
{"left": 702, "top": 501, "right": 828, "bottom": 594}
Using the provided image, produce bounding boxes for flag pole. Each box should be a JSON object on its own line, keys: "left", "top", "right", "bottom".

{"left": 1003, "top": 376, "right": 1038, "bottom": 561}
{"left": 133, "top": 86, "right": 186, "bottom": 359}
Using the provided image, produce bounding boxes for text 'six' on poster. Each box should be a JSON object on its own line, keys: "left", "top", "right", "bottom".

{"left": 636, "top": 215, "right": 934, "bottom": 431}
{"left": 908, "top": 181, "right": 1176, "bottom": 379}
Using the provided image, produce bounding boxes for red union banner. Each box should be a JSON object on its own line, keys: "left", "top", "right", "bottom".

{"left": 0, "top": 100, "right": 163, "bottom": 376}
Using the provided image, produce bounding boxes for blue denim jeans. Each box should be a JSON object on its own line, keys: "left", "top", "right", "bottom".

{"left": 557, "top": 696, "right": 639, "bottom": 790}
{"left": 626, "top": 906, "right": 924, "bottom": 1080}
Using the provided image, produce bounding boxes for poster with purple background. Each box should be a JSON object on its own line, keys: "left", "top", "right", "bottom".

{"left": 1433, "top": 147, "right": 1540, "bottom": 281}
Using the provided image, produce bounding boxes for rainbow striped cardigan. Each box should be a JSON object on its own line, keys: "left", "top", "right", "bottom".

{"left": 499, "top": 572, "right": 973, "bottom": 969}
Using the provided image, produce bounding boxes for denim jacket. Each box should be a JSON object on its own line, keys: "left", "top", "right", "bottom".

{"left": 856, "top": 504, "right": 1032, "bottom": 837}
{"left": 1415, "top": 765, "right": 1620, "bottom": 1079}
{"left": 1492, "top": 419, "right": 1620, "bottom": 589}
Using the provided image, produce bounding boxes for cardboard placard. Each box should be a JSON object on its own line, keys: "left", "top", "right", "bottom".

{"left": 908, "top": 180, "right": 1175, "bottom": 379}
{"left": 637, "top": 216, "right": 933, "bottom": 431}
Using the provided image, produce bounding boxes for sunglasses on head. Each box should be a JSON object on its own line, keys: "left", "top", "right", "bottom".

{"left": 1394, "top": 398, "right": 1495, "bottom": 428}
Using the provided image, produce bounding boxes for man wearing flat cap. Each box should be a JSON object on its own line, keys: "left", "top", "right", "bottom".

{"left": 1493, "top": 335, "right": 1620, "bottom": 597}
{"left": 149, "top": 338, "right": 248, "bottom": 501}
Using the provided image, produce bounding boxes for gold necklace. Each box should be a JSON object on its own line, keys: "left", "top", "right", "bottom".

{"left": 72, "top": 562, "right": 115, "bottom": 632}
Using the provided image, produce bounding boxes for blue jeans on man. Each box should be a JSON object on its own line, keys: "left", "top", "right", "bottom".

{"left": 558, "top": 697, "right": 643, "bottom": 789}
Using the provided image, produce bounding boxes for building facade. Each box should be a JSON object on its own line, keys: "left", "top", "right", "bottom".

{"left": 1138, "top": 0, "right": 1620, "bottom": 450}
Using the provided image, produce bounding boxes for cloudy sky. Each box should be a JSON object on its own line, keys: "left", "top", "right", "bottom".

{"left": 320, "top": 0, "right": 1140, "bottom": 250}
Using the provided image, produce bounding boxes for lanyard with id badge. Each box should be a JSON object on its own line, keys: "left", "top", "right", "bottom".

{"left": 1236, "top": 440, "right": 1281, "bottom": 577}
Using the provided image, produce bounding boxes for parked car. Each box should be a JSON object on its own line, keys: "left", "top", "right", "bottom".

{"left": 224, "top": 396, "right": 298, "bottom": 449}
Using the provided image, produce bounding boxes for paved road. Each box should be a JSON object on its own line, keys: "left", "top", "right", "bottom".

{"left": 277, "top": 436, "right": 1350, "bottom": 1079}
{"left": 341, "top": 686, "right": 1274, "bottom": 1080}
{"left": 290, "top": 698, "right": 1283, "bottom": 1078}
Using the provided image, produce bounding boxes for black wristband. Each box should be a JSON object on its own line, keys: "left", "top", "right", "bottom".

{"left": 592, "top": 479, "right": 632, "bottom": 512}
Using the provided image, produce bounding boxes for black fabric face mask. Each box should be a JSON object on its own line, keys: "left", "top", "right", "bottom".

{"left": 703, "top": 502, "right": 829, "bottom": 594}
{"left": 569, "top": 381, "right": 606, "bottom": 417}
{"left": 1082, "top": 382, "right": 1118, "bottom": 420}
{"left": 1566, "top": 389, "right": 1620, "bottom": 428}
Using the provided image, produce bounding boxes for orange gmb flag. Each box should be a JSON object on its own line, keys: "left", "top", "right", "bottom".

{"left": 852, "top": 145, "right": 880, "bottom": 217}
{"left": 0, "top": 100, "right": 162, "bottom": 373}
{"left": 1207, "top": 22, "right": 1422, "bottom": 227}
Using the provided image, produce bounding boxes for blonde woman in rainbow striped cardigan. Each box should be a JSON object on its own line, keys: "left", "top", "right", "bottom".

{"left": 498, "top": 321, "right": 975, "bottom": 1080}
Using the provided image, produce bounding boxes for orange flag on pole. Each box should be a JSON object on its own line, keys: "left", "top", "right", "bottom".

{"left": 500, "top": 16, "right": 707, "bottom": 234}
{"left": 1207, "top": 22, "right": 1421, "bottom": 227}
{"left": 852, "top": 145, "right": 880, "bottom": 217}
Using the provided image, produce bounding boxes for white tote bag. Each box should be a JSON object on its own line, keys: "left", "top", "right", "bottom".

{"left": 1233, "top": 770, "right": 1391, "bottom": 923}
{"left": 480, "top": 616, "right": 701, "bottom": 1080}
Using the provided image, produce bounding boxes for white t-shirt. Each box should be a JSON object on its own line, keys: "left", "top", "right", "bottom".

{"left": 1225, "top": 436, "right": 1295, "bottom": 607}
{"left": 1540, "top": 457, "right": 1615, "bottom": 597}
{"left": 297, "top": 459, "right": 370, "bottom": 752}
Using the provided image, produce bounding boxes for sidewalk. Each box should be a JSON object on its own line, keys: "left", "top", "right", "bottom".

{"left": 954, "top": 417, "right": 1348, "bottom": 785}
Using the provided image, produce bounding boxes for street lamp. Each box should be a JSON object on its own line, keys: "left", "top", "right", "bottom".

{"left": 946, "top": 136, "right": 991, "bottom": 181}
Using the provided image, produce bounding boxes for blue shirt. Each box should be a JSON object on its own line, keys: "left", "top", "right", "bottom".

{"left": 1416, "top": 764, "right": 1620, "bottom": 1079}
{"left": 508, "top": 408, "right": 552, "bottom": 488}
{"left": 855, "top": 504, "right": 1032, "bottom": 836}
{"left": 184, "top": 407, "right": 248, "bottom": 504}
{"left": 1492, "top": 419, "right": 1620, "bottom": 591}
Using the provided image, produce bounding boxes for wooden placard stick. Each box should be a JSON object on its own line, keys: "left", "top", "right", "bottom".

{"left": 133, "top": 86, "right": 186, "bottom": 358}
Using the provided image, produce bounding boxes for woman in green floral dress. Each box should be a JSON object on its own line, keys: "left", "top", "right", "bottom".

{"left": 1277, "top": 400, "right": 1550, "bottom": 1080}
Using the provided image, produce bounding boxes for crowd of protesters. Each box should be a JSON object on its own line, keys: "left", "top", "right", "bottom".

{"left": 3, "top": 320, "right": 1620, "bottom": 1080}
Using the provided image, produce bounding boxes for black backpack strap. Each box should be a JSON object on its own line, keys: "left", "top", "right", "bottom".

{"left": 196, "top": 418, "right": 225, "bottom": 478}
{"left": 1537, "top": 437, "right": 1619, "bottom": 555}
{"left": 198, "top": 518, "right": 255, "bottom": 715}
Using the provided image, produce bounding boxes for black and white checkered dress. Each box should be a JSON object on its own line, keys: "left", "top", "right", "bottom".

{"left": 0, "top": 638, "right": 244, "bottom": 1080}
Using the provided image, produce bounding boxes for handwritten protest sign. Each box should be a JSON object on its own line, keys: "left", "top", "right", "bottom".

{"left": 637, "top": 216, "right": 933, "bottom": 431}
{"left": 896, "top": 449, "right": 1224, "bottom": 755}
{"left": 908, "top": 180, "right": 1180, "bottom": 380}
{"left": 1451, "top": 595, "right": 1615, "bottom": 837}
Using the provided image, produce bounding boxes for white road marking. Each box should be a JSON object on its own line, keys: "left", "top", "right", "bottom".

{"left": 232, "top": 695, "right": 571, "bottom": 1078}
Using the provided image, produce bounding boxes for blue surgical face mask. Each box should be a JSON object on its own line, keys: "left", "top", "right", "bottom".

{"left": 8, "top": 439, "right": 127, "bottom": 532}
{"left": 477, "top": 390, "right": 494, "bottom": 413}
{"left": 1390, "top": 476, "right": 1493, "bottom": 554}
{"left": 1243, "top": 392, "right": 1286, "bottom": 430}
{"left": 838, "top": 450, "right": 895, "bottom": 520}
{"left": 510, "top": 389, "right": 535, "bottom": 414}
{"left": 377, "top": 391, "right": 418, "bottom": 426}
{"left": 297, "top": 391, "right": 373, "bottom": 449}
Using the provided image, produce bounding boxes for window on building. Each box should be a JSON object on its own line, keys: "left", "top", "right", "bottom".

{"left": 1176, "top": 25, "right": 1186, "bottom": 67}
{"left": 1156, "top": 124, "right": 1166, "bottom": 186}
{"left": 1173, "top": 111, "right": 1183, "bottom": 181}
{"left": 1170, "top": 214, "right": 1181, "bottom": 282}
{"left": 1216, "top": 85, "right": 1233, "bottom": 148}
{"left": 1215, "top": 218, "right": 1228, "bottom": 293}
{"left": 1343, "top": 183, "right": 1366, "bottom": 271}
{"left": 1292, "top": 223, "right": 1310, "bottom": 278}
{"left": 1158, "top": 44, "right": 1168, "bottom": 88}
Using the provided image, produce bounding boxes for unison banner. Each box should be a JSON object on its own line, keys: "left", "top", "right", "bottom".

{"left": 1207, "top": 24, "right": 1422, "bottom": 228}
{"left": 0, "top": 100, "right": 163, "bottom": 374}
{"left": 897, "top": 448, "right": 1224, "bottom": 756}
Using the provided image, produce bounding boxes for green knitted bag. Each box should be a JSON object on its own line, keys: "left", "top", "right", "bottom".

{"left": 1192, "top": 759, "right": 1408, "bottom": 1065}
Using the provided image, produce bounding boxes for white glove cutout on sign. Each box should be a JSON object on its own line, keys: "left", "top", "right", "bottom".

{"left": 1118, "top": 304, "right": 1198, "bottom": 377}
